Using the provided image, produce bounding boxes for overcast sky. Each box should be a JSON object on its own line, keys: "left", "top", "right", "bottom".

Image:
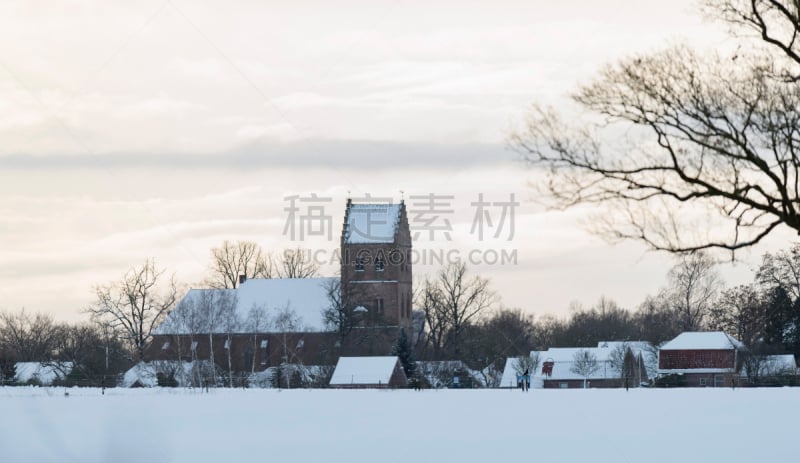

{"left": 0, "top": 0, "right": 789, "bottom": 322}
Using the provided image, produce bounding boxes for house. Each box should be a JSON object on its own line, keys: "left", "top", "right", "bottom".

{"left": 657, "top": 331, "right": 745, "bottom": 387}
{"left": 500, "top": 341, "right": 650, "bottom": 389}
{"left": 145, "top": 277, "right": 340, "bottom": 373}
{"left": 329, "top": 356, "right": 407, "bottom": 388}
{"left": 144, "top": 199, "right": 413, "bottom": 376}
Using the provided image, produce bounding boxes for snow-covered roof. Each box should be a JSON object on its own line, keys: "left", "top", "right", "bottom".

{"left": 121, "top": 361, "right": 217, "bottom": 387}
{"left": 343, "top": 203, "right": 402, "bottom": 244}
{"left": 499, "top": 341, "right": 654, "bottom": 387}
{"left": 14, "top": 362, "right": 72, "bottom": 385}
{"left": 660, "top": 332, "right": 745, "bottom": 351}
{"left": 156, "top": 277, "right": 337, "bottom": 335}
{"left": 329, "top": 356, "right": 400, "bottom": 385}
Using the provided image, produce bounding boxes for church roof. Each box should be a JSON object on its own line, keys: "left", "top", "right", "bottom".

{"left": 155, "top": 277, "right": 337, "bottom": 335}
{"left": 343, "top": 202, "right": 402, "bottom": 244}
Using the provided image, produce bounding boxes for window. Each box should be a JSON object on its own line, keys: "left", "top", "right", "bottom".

{"left": 224, "top": 339, "right": 231, "bottom": 349}
{"left": 161, "top": 341, "right": 170, "bottom": 350}
{"left": 699, "top": 378, "right": 707, "bottom": 387}
{"left": 375, "top": 254, "right": 385, "bottom": 272}
{"left": 296, "top": 339, "right": 305, "bottom": 349}
{"left": 260, "top": 340, "right": 268, "bottom": 366}
{"left": 355, "top": 257, "right": 365, "bottom": 272}
{"left": 376, "top": 298, "right": 384, "bottom": 315}
{"left": 190, "top": 341, "right": 198, "bottom": 352}
{"left": 559, "top": 382, "right": 568, "bottom": 389}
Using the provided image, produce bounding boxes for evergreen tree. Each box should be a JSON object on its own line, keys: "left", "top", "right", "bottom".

{"left": 0, "top": 350, "right": 16, "bottom": 386}
{"left": 392, "top": 329, "right": 415, "bottom": 379}
{"left": 787, "top": 298, "right": 800, "bottom": 357}
{"left": 764, "top": 286, "right": 793, "bottom": 348}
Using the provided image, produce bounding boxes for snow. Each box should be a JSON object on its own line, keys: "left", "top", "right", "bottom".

{"left": 329, "top": 356, "right": 399, "bottom": 385}
{"left": 344, "top": 203, "right": 401, "bottom": 244}
{"left": 0, "top": 387, "right": 796, "bottom": 462}
{"left": 660, "top": 331, "right": 745, "bottom": 351}
{"left": 156, "top": 277, "right": 337, "bottom": 334}
{"left": 14, "top": 362, "right": 72, "bottom": 385}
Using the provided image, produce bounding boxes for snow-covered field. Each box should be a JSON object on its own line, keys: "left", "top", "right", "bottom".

{"left": 0, "top": 387, "right": 795, "bottom": 463}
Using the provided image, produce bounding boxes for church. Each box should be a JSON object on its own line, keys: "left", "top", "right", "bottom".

{"left": 143, "top": 199, "right": 413, "bottom": 376}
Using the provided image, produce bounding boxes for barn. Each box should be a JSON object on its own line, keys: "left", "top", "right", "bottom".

{"left": 657, "top": 331, "right": 745, "bottom": 387}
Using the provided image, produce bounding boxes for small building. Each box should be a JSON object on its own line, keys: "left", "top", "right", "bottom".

{"left": 499, "top": 341, "right": 650, "bottom": 389}
{"left": 657, "top": 331, "right": 745, "bottom": 387}
{"left": 329, "top": 356, "right": 407, "bottom": 389}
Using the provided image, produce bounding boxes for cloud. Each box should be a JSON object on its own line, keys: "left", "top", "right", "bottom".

{"left": 0, "top": 139, "right": 511, "bottom": 170}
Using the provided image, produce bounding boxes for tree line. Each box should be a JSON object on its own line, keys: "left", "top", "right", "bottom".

{"left": 415, "top": 245, "right": 800, "bottom": 386}
{"left": 0, "top": 242, "right": 319, "bottom": 386}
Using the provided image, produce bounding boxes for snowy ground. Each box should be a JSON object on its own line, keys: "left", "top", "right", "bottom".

{"left": 0, "top": 387, "right": 795, "bottom": 463}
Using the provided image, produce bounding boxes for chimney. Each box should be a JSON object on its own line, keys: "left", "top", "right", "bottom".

{"left": 238, "top": 274, "right": 247, "bottom": 286}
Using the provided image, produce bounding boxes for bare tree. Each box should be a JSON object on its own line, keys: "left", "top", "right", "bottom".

{"left": 708, "top": 284, "right": 765, "bottom": 347}
{"left": 418, "top": 279, "right": 448, "bottom": 359}
{"left": 756, "top": 243, "right": 800, "bottom": 300}
{"left": 0, "top": 309, "right": 61, "bottom": 362}
{"left": 194, "top": 289, "right": 238, "bottom": 386}
{"left": 244, "top": 304, "right": 270, "bottom": 374}
{"left": 418, "top": 262, "right": 496, "bottom": 360}
{"left": 89, "top": 260, "right": 178, "bottom": 361}
{"left": 220, "top": 298, "right": 241, "bottom": 387}
{"left": 570, "top": 349, "right": 600, "bottom": 389}
{"left": 207, "top": 240, "right": 273, "bottom": 289}
{"left": 666, "top": 252, "right": 721, "bottom": 331}
{"left": 273, "top": 305, "right": 304, "bottom": 389}
{"left": 510, "top": 0, "right": 800, "bottom": 254}
{"left": 276, "top": 248, "right": 319, "bottom": 279}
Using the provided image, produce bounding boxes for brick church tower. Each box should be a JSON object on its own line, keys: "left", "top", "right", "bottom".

{"left": 340, "top": 199, "right": 413, "bottom": 329}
